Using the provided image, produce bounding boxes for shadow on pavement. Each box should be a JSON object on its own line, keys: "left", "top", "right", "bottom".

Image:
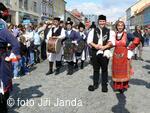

{"left": 112, "top": 93, "right": 130, "bottom": 113}
{"left": 8, "top": 83, "right": 44, "bottom": 113}
{"left": 144, "top": 60, "right": 150, "bottom": 63}
{"left": 109, "top": 79, "right": 130, "bottom": 113}
{"left": 142, "top": 65, "right": 150, "bottom": 70}
{"left": 130, "top": 78, "right": 150, "bottom": 89}
{"left": 73, "top": 61, "right": 90, "bottom": 74}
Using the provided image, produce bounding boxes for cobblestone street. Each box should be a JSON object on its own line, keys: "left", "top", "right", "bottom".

{"left": 9, "top": 47, "right": 150, "bottom": 113}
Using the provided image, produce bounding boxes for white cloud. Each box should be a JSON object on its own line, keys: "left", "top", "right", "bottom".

{"left": 67, "top": 2, "right": 127, "bottom": 22}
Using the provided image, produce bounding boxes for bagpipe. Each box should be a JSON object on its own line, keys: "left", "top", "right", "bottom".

{"left": 63, "top": 38, "right": 76, "bottom": 61}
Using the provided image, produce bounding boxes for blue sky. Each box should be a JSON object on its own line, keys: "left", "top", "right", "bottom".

{"left": 65, "top": 0, "right": 139, "bottom": 22}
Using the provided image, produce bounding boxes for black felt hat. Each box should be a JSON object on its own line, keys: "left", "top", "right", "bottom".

{"left": 66, "top": 21, "right": 73, "bottom": 26}
{"left": 78, "top": 22, "right": 85, "bottom": 29}
{"left": 98, "top": 15, "right": 106, "bottom": 20}
{"left": 54, "top": 17, "right": 60, "bottom": 21}
{"left": 66, "top": 17, "right": 73, "bottom": 25}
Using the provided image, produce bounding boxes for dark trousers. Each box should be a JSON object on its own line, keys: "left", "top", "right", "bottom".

{"left": 0, "top": 92, "right": 9, "bottom": 113}
{"left": 41, "top": 40, "right": 47, "bottom": 60}
{"left": 67, "top": 61, "right": 74, "bottom": 71}
{"left": 56, "top": 61, "right": 62, "bottom": 69}
{"left": 34, "top": 45, "right": 40, "bottom": 63}
{"left": 92, "top": 52, "right": 109, "bottom": 87}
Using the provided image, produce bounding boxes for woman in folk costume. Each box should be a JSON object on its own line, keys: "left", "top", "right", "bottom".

{"left": 112, "top": 21, "right": 141, "bottom": 93}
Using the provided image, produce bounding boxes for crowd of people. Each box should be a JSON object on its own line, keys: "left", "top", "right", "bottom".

{"left": 5, "top": 18, "right": 149, "bottom": 78}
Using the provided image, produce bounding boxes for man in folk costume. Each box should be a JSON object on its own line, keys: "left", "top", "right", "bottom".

{"left": 63, "top": 18, "right": 78, "bottom": 75}
{"left": 112, "top": 21, "right": 141, "bottom": 93}
{"left": 0, "top": 3, "right": 20, "bottom": 113}
{"left": 46, "top": 17, "right": 65, "bottom": 75}
{"left": 87, "top": 15, "right": 115, "bottom": 92}
{"left": 74, "top": 22, "right": 87, "bottom": 69}
{"left": 43, "top": 20, "right": 53, "bottom": 60}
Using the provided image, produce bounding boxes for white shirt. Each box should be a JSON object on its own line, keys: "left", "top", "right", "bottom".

{"left": 46, "top": 27, "right": 66, "bottom": 41}
{"left": 67, "top": 30, "right": 72, "bottom": 36}
{"left": 87, "top": 28, "right": 115, "bottom": 55}
{"left": 23, "top": 31, "right": 34, "bottom": 47}
{"left": 79, "top": 32, "right": 86, "bottom": 40}
{"left": 0, "top": 80, "right": 4, "bottom": 94}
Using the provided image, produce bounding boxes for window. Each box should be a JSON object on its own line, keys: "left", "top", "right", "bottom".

{"left": 24, "top": 0, "right": 28, "bottom": 10}
{"left": 42, "top": 3, "right": 46, "bottom": 15}
{"left": 3, "top": 0, "right": 10, "bottom": 5}
{"left": 19, "top": 0, "right": 23, "bottom": 9}
{"left": 33, "top": 2, "right": 37, "bottom": 12}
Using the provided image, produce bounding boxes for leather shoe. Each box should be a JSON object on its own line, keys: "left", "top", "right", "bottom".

{"left": 102, "top": 86, "right": 108, "bottom": 93}
{"left": 46, "top": 70, "right": 53, "bottom": 75}
{"left": 55, "top": 68, "right": 60, "bottom": 75}
{"left": 88, "top": 85, "right": 99, "bottom": 91}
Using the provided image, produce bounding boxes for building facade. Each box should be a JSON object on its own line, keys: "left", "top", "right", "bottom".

{"left": 126, "top": 0, "right": 150, "bottom": 31}
{"left": 53, "top": 0, "right": 66, "bottom": 20}
{"left": 143, "top": 4, "right": 150, "bottom": 28}
{"left": 2, "top": 0, "right": 42, "bottom": 25}
{"left": 41, "top": 0, "right": 53, "bottom": 21}
{"left": 65, "top": 10, "right": 80, "bottom": 25}
{"left": 2, "top": 0, "right": 66, "bottom": 25}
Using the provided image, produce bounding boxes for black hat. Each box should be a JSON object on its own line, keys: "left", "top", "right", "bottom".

{"left": 54, "top": 17, "right": 60, "bottom": 21}
{"left": 0, "top": 2, "right": 9, "bottom": 20}
{"left": 60, "top": 20, "right": 64, "bottom": 24}
{"left": 66, "top": 21, "right": 73, "bottom": 26}
{"left": 90, "top": 21, "right": 96, "bottom": 28}
{"left": 67, "top": 17, "right": 71, "bottom": 21}
{"left": 98, "top": 15, "right": 106, "bottom": 20}
{"left": 78, "top": 22, "right": 85, "bottom": 29}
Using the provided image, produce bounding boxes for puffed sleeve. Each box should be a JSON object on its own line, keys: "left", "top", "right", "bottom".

{"left": 108, "top": 30, "right": 116, "bottom": 46}
{"left": 127, "top": 33, "right": 140, "bottom": 50}
{"left": 58, "top": 28, "right": 65, "bottom": 39}
{"left": 87, "top": 29, "right": 94, "bottom": 45}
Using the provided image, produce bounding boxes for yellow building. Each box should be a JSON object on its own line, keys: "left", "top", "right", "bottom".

{"left": 53, "top": 0, "right": 66, "bottom": 20}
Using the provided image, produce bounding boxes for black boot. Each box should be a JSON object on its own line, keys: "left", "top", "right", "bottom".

{"left": 101, "top": 84, "right": 108, "bottom": 93}
{"left": 74, "top": 60, "right": 78, "bottom": 69}
{"left": 0, "top": 92, "right": 9, "bottom": 113}
{"left": 55, "top": 61, "right": 61, "bottom": 75}
{"left": 67, "top": 62, "right": 74, "bottom": 75}
{"left": 55, "top": 68, "right": 60, "bottom": 75}
{"left": 46, "top": 62, "right": 53, "bottom": 75}
{"left": 80, "top": 60, "right": 84, "bottom": 69}
{"left": 88, "top": 84, "right": 99, "bottom": 91}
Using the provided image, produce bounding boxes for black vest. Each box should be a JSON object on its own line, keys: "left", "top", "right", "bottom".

{"left": 52, "top": 27, "right": 62, "bottom": 37}
{"left": 44, "top": 27, "right": 51, "bottom": 40}
{"left": 92, "top": 27, "right": 110, "bottom": 51}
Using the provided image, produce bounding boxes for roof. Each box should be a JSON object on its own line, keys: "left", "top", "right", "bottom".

{"left": 65, "top": 10, "right": 81, "bottom": 21}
